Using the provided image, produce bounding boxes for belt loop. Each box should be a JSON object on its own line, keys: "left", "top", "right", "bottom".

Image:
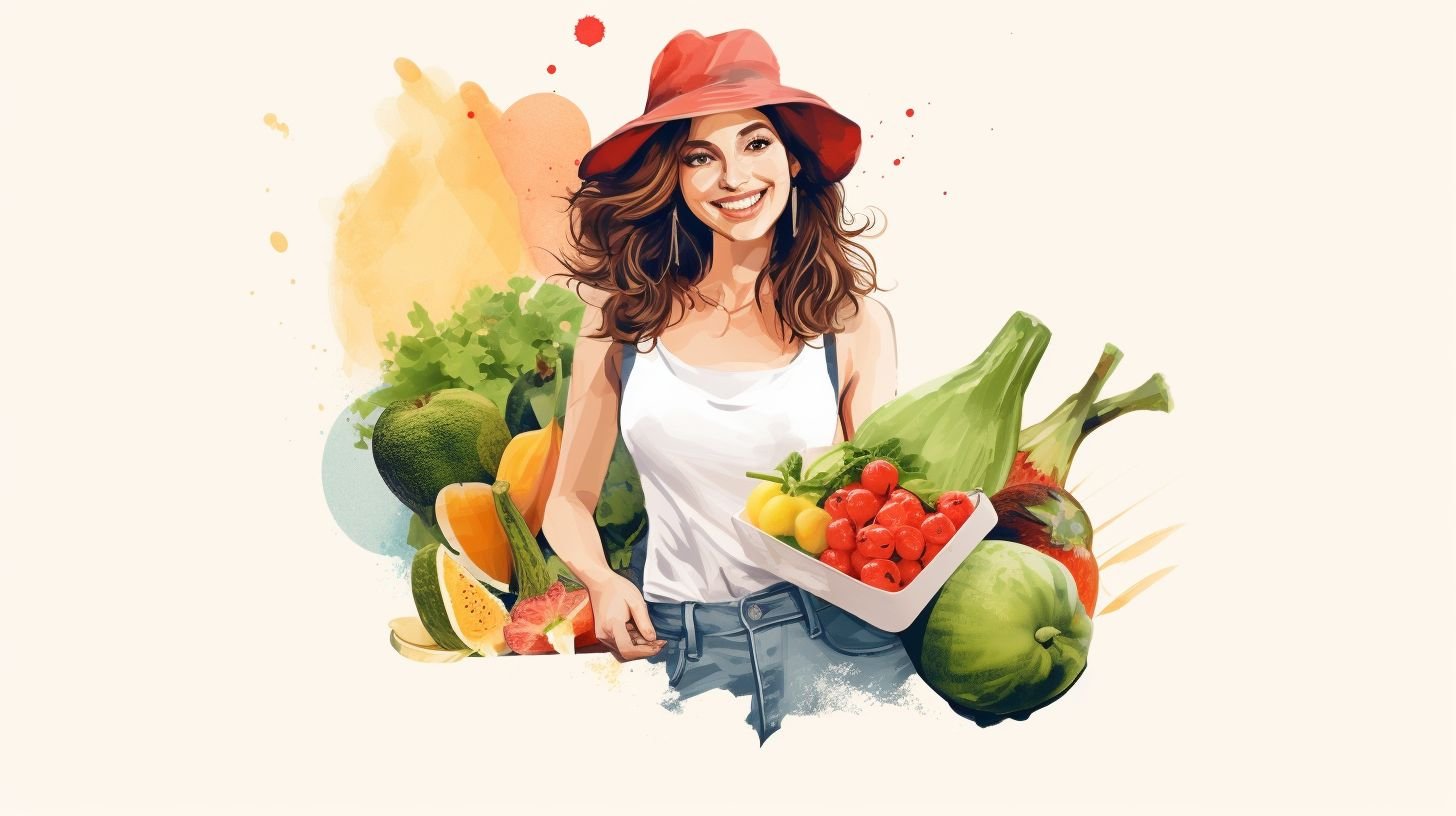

{"left": 682, "top": 601, "right": 701, "bottom": 660}
{"left": 796, "top": 587, "right": 822, "bottom": 639}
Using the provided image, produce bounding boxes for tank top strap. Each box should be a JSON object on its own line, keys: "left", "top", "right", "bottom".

{"left": 824, "top": 332, "right": 839, "bottom": 402}
{"left": 619, "top": 341, "right": 638, "bottom": 392}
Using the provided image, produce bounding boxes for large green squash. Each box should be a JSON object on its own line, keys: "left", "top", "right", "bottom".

{"left": 901, "top": 539, "right": 1093, "bottom": 717}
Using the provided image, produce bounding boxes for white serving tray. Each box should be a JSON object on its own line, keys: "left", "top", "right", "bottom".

{"left": 729, "top": 478, "right": 998, "bottom": 633}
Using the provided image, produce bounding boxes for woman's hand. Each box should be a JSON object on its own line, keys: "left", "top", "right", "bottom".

{"left": 586, "top": 572, "right": 666, "bottom": 662}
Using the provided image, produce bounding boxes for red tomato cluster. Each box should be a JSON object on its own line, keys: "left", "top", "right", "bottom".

{"left": 818, "top": 459, "right": 977, "bottom": 592}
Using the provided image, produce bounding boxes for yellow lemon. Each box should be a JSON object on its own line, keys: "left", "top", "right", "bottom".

{"left": 744, "top": 481, "right": 784, "bottom": 526}
{"left": 757, "top": 494, "right": 803, "bottom": 537}
{"left": 794, "top": 506, "right": 833, "bottom": 555}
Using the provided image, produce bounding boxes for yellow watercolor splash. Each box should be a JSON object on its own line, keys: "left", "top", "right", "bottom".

{"left": 263, "top": 112, "right": 290, "bottom": 138}
{"left": 1099, "top": 565, "right": 1176, "bottom": 616}
{"left": 588, "top": 656, "right": 622, "bottom": 689}
{"left": 328, "top": 57, "right": 591, "bottom": 371}
{"left": 270, "top": 231, "right": 288, "bottom": 252}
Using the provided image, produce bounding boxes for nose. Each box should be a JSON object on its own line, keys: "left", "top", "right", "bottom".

{"left": 718, "top": 155, "right": 751, "bottom": 191}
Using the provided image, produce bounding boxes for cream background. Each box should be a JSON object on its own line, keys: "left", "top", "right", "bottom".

{"left": 3, "top": 1, "right": 1452, "bottom": 813}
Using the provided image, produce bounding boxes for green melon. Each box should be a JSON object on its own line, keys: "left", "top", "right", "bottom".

{"left": 410, "top": 541, "right": 510, "bottom": 656}
{"left": 902, "top": 539, "right": 1092, "bottom": 716}
{"left": 371, "top": 388, "right": 510, "bottom": 521}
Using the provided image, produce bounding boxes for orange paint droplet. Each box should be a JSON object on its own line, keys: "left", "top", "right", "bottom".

{"left": 263, "top": 112, "right": 290, "bottom": 138}
{"left": 905, "top": 108, "right": 915, "bottom": 117}
{"left": 575, "top": 15, "right": 605, "bottom": 46}
{"left": 467, "top": 110, "right": 475, "bottom": 118}
{"left": 269, "top": 232, "right": 288, "bottom": 253}
{"left": 547, "top": 64, "right": 557, "bottom": 74}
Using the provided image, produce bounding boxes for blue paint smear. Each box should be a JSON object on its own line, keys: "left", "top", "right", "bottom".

{"left": 321, "top": 402, "right": 414, "bottom": 568}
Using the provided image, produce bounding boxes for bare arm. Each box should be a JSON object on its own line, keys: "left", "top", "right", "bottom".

{"left": 541, "top": 318, "right": 620, "bottom": 589}
{"left": 838, "top": 296, "right": 898, "bottom": 440}
{"left": 541, "top": 299, "right": 664, "bottom": 661}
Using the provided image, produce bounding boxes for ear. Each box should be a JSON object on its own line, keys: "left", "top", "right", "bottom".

{"left": 790, "top": 156, "right": 801, "bottom": 179}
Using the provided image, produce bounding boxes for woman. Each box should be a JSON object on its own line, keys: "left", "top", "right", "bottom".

{"left": 542, "top": 29, "right": 915, "bottom": 743}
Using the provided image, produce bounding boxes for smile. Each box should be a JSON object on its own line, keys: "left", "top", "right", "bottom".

{"left": 711, "top": 188, "right": 768, "bottom": 219}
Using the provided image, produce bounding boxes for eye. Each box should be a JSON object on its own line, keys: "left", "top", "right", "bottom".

{"left": 747, "top": 136, "right": 773, "bottom": 151}
{"left": 682, "top": 152, "right": 713, "bottom": 167}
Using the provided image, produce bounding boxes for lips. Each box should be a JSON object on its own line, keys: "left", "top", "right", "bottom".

{"left": 711, "top": 187, "right": 768, "bottom": 219}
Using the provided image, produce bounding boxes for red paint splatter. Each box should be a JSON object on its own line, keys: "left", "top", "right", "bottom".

{"left": 467, "top": 111, "right": 475, "bottom": 118}
{"left": 575, "top": 16, "right": 605, "bottom": 46}
{"left": 547, "top": 64, "right": 557, "bottom": 74}
{"left": 905, "top": 108, "right": 915, "bottom": 117}
{"left": 893, "top": 158, "right": 901, "bottom": 166}
{"left": 573, "top": 158, "right": 580, "bottom": 165}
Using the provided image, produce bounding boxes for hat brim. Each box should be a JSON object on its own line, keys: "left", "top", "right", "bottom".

{"left": 578, "top": 79, "right": 861, "bottom": 183}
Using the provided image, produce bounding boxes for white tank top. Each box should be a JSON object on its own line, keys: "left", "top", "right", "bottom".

{"left": 619, "top": 335, "right": 841, "bottom": 603}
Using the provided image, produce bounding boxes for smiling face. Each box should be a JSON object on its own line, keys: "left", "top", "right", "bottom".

{"left": 677, "top": 108, "right": 801, "bottom": 243}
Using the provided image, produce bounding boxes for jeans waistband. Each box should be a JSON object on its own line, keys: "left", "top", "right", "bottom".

{"left": 647, "top": 581, "right": 825, "bottom": 661}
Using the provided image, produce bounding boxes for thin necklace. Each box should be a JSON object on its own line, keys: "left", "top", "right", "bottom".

{"left": 692, "top": 285, "right": 758, "bottom": 316}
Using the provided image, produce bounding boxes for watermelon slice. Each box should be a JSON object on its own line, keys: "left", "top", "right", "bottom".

{"left": 504, "top": 582, "right": 598, "bottom": 655}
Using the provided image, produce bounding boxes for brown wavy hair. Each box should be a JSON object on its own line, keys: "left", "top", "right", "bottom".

{"left": 549, "top": 106, "right": 881, "bottom": 349}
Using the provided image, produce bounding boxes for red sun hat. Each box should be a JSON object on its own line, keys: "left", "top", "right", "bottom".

{"left": 577, "top": 29, "right": 862, "bottom": 183}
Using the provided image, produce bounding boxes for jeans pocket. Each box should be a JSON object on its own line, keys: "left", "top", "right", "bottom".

{"left": 812, "top": 602, "right": 902, "bottom": 657}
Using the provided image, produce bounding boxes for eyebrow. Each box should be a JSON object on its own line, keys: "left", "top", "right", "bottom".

{"left": 682, "top": 121, "right": 773, "bottom": 151}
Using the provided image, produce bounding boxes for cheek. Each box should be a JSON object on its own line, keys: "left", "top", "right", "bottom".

{"left": 679, "top": 169, "right": 717, "bottom": 206}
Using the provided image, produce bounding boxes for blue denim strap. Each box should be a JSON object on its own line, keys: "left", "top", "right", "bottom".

{"left": 824, "top": 332, "right": 839, "bottom": 402}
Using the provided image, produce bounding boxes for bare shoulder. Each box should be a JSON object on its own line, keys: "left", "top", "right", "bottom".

{"left": 835, "top": 294, "right": 895, "bottom": 345}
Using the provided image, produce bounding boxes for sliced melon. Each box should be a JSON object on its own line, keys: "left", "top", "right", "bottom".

{"left": 411, "top": 541, "right": 511, "bottom": 656}
{"left": 390, "top": 630, "right": 470, "bottom": 663}
{"left": 389, "top": 616, "right": 439, "bottom": 647}
{"left": 436, "top": 482, "right": 512, "bottom": 592}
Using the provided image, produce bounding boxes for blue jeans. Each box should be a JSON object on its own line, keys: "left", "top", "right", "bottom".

{"left": 643, "top": 581, "right": 917, "bottom": 744}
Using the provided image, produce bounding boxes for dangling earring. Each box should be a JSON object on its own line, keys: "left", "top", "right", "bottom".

{"left": 790, "top": 184, "right": 799, "bottom": 238}
{"left": 670, "top": 207, "right": 680, "bottom": 267}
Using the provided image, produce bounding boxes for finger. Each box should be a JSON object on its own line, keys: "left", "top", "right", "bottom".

{"left": 624, "top": 621, "right": 647, "bottom": 646}
{"left": 617, "top": 639, "right": 662, "bottom": 661}
{"left": 626, "top": 594, "right": 660, "bottom": 643}
{"left": 611, "top": 619, "right": 635, "bottom": 657}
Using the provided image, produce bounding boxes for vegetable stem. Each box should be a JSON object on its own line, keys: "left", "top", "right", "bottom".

{"left": 746, "top": 471, "right": 786, "bottom": 483}
{"left": 1084, "top": 373, "right": 1173, "bottom": 435}
{"left": 1034, "top": 626, "right": 1062, "bottom": 644}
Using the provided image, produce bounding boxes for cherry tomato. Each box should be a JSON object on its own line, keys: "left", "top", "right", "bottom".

{"left": 922, "top": 542, "right": 945, "bottom": 564}
{"left": 850, "top": 550, "right": 870, "bottom": 574}
{"left": 823, "top": 490, "right": 852, "bottom": 522}
{"left": 893, "top": 526, "right": 925, "bottom": 560}
{"left": 935, "top": 491, "right": 974, "bottom": 528}
{"left": 900, "top": 500, "right": 927, "bottom": 529}
{"left": 845, "top": 489, "right": 881, "bottom": 526}
{"left": 826, "top": 518, "right": 856, "bottom": 551}
{"left": 855, "top": 524, "right": 895, "bottom": 559}
{"left": 820, "top": 548, "right": 854, "bottom": 576}
{"left": 898, "top": 559, "right": 924, "bottom": 586}
{"left": 860, "top": 559, "right": 901, "bottom": 591}
{"left": 921, "top": 513, "right": 955, "bottom": 547}
{"left": 888, "top": 488, "right": 917, "bottom": 504}
{"left": 860, "top": 459, "right": 899, "bottom": 496}
{"left": 844, "top": 481, "right": 866, "bottom": 493}
{"left": 874, "top": 500, "right": 909, "bottom": 528}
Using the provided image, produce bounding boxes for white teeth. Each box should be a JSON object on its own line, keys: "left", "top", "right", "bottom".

{"left": 718, "top": 191, "right": 763, "bottom": 211}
